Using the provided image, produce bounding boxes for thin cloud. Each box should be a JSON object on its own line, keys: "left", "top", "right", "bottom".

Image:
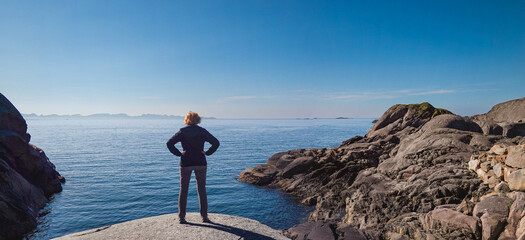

{"left": 324, "top": 89, "right": 456, "bottom": 101}
{"left": 409, "top": 90, "right": 455, "bottom": 96}
{"left": 224, "top": 96, "right": 257, "bottom": 100}
{"left": 216, "top": 95, "right": 277, "bottom": 104}
{"left": 140, "top": 96, "right": 168, "bottom": 100}
{"left": 326, "top": 94, "right": 397, "bottom": 100}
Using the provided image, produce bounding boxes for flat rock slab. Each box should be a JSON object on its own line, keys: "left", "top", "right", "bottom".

{"left": 53, "top": 213, "right": 289, "bottom": 240}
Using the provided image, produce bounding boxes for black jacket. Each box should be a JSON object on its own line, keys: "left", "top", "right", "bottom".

{"left": 166, "top": 125, "right": 220, "bottom": 166}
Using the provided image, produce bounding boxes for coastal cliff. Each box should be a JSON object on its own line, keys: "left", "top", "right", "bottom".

{"left": 239, "top": 98, "right": 525, "bottom": 239}
{"left": 0, "top": 93, "right": 65, "bottom": 239}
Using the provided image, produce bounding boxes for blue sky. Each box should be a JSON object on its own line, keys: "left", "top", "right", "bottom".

{"left": 1, "top": 1, "right": 524, "bottom": 118}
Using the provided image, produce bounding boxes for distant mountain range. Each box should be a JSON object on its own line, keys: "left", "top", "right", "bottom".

{"left": 22, "top": 113, "right": 216, "bottom": 119}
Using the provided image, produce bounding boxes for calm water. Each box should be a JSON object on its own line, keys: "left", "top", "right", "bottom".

{"left": 24, "top": 118, "right": 373, "bottom": 239}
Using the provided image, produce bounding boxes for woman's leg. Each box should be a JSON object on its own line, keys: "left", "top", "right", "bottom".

{"left": 194, "top": 165, "right": 208, "bottom": 219}
{"left": 178, "top": 166, "right": 192, "bottom": 220}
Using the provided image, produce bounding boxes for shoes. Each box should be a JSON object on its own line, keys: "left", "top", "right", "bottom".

{"left": 202, "top": 217, "right": 212, "bottom": 223}
{"left": 179, "top": 218, "right": 188, "bottom": 224}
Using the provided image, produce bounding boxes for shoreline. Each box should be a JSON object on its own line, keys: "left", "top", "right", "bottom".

{"left": 239, "top": 98, "right": 525, "bottom": 239}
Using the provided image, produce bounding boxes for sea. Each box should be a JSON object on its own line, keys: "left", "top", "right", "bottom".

{"left": 24, "top": 118, "right": 373, "bottom": 239}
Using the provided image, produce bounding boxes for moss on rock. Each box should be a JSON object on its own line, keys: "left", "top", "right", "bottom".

{"left": 406, "top": 102, "right": 452, "bottom": 118}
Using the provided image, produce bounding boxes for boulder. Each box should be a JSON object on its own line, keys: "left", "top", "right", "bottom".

{"left": 366, "top": 102, "right": 452, "bottom": 139}
{"left": 505, "top": 145, "right": 525, "bottom": 169}
{"left": 508, "top": 199, "right": 525, "bottom": 229}
{"left": 495, "top": 182, "right": 510, "bottom": 193}
{"left": 481, "top": 213, "right": 507, "bottom": 240}
{"left": 494, "top": 163, "right": 504, "bottom": 179}
{"left": 478, "top": 97, "right": 525, "bottom": 124}
{"left": 509, "top": 170, "right": 525, "bottom": 191}
{"left": 490, "top": 145, "right": 508, "bottom": 155}
{"left": 504, "top": 166, "right": 517, "bottom": 182}
{"left": 473, "top": 196, "right": 512, "bottom": 218}
{"left": 238, "top": 165, "right": 278, "bottom": 186}
{"left": 421, "top": 114, "right": 482, "bottom": 133}
{"left": 469, "top": 159, "right": 481, "bottom": 171}
{"left": 473, "top": 196, "right": 512, "bottom": 240}
{"left": 420, "top": 208, "right": 480, "bottom": 239}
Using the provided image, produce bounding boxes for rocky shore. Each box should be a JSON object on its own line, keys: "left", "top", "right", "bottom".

{"left": 0, "top": 93, "right": 65, "bottom": 239}
{"left": 239, "top": 98, "right": 525, "bottom": 239}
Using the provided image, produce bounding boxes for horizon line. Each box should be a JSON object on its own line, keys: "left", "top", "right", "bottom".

{"left": 21, "top": 113, "right": 379, "bottom": 120}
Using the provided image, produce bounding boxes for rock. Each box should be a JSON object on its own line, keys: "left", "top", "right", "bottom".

{"left": 457, "top": 199, "right": 476, "bottom": 215}
{"left": 469, "top": 159, "right": 481, "bottom": 171}
{"left": 477, "top": 168, "right": 490, "bottom": 182}
{"left": 53, "top": 213, "right": 288, "bottom": 240}
{"left": 366, "top": 102, "right": 452, "bottom": 139}
{"left": 281, "top": 157, "right": 316, "bottom": 178}
{"left": 481, "top": 162, "right": 492, "bottom": 172}
{"left": 283, "top": 221, "right": 336, "bottom": 240}
{"left": 491, "top": 145, "right": 508, "bottom": 155}
{"left": 504, "top": 166, "right": 517, "bottom": 182}
{"left": 509, "top": 170, "right": 525, "bottom": 191}
{"left": 473, "top": 196, "right": 512, "bottom": 240}
{"left": 508, "top": 191, "right": 525, "bottom": 201}
{"left": 0, "top": 93, "right": 64, "bottom": 239}
{"left": 421, "top": 114, "right": 483, "bottom": 133}
{"left": 473, "top": 196, "right": 512, "bottom": 218}
{"left": 238, "top": 165, "right": 278, "bottom": 186}
{"left": 506, "top": 145, "right": 525, "bottom": 169}
{"left": 508, "top": 199, "right": 525, "bottom": 229}
{"left": 476, "top": 97, "right": 525, "bottom": 124}
{"left": 494, "top": 163, "right": 504, "bottom": 179}
{"left": 481, "top": 213, "right": 507, "bottom": 240}
{"left": 504, "top": 123, "right": 525, "bottom": 138}
{"left": 517, "top": 217, "right": 525, "bottom": 239}
{"left": 497, "top": 225, "right": 516, "bottom": 240}
{"left": 487, "top": 176, "right": 501, "bottom": 189}
{"left": 385, "top": 232, "right": 409, "bottom": 240}
{"left": 238, "top": 97, "right": 525, "bottom": 239}
{"left": 301, "top": 196, "right": 318, "bottom": 206}
{"left": 476, "top": 120, "right": 504, "bottom": 136}
{"left": 420, "top": 208, "right": 480, "bottom": 239}
{"left": 495, "top": 182, "right": 510, "bottom": 193}
{"left": 0, "top": 93, "right": 28, "bottom": 138}
{"left": 336, "top": 224, "right": 367, "bottom": 240}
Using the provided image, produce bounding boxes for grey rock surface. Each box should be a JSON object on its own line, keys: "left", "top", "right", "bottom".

{"left": 53, "top": 213, "right": 289, "bottom": 240}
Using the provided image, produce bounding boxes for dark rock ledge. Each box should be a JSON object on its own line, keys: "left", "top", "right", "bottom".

{"left": 239, "top": 98, "right": 525, "bottom": 240}
{"left": 0, "top": 93, "right": 65, "bottom": 240}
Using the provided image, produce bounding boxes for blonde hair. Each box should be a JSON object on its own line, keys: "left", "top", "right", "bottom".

{"left": 184, "top": 112, "right": 201, "bottom": 125}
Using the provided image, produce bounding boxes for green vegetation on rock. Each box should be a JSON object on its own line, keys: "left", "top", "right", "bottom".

{"left": 406, "top": 102, "right": 452, "bottom": 118}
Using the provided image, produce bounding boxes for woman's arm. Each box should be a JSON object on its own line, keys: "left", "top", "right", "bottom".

{"left": 204, "top": 130, "right": 220, "bottom": 156}
{"left": 166, "top": 131, "right": 183, "bottom": 156}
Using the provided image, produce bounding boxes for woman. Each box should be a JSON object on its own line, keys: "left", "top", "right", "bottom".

{"left": 166, "top": 112, "right": 220, "bottom": 224}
